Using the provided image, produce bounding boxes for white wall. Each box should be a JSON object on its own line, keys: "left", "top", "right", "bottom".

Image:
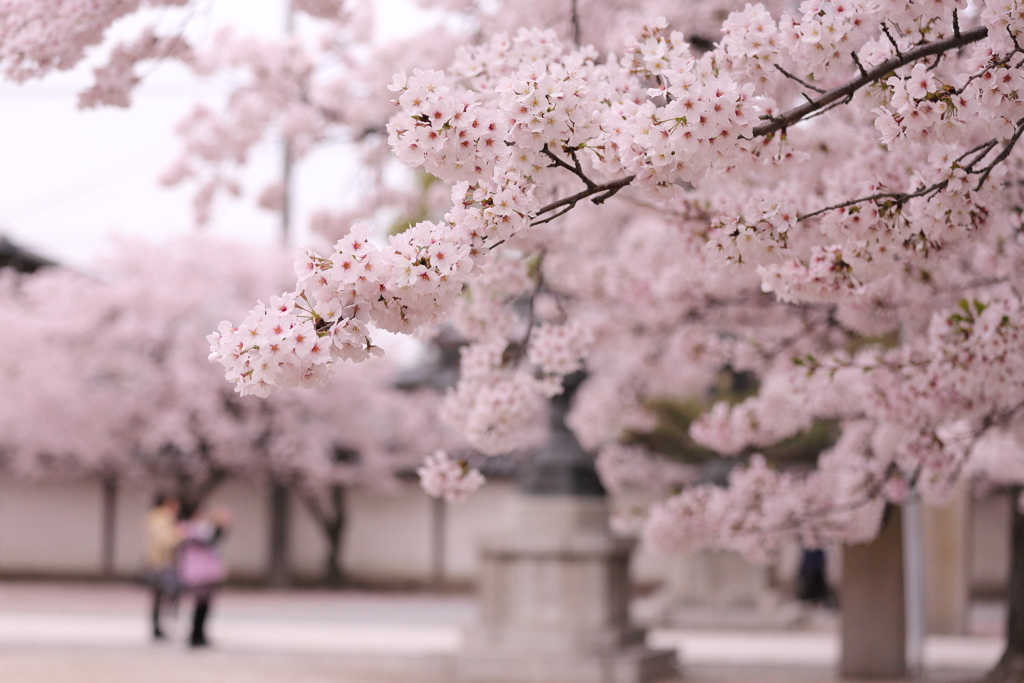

{"left": 9, "top": 474, "right": 1000, "bottom": 600}
{"left": 288, "top": 489, "right": 331, "bottom": 581}
{"left": 343, "top": 481, "right": 434, "bottom": 584}
{"left": 112, "top": 483, "right": 151, "bottom": 576}
{"left": 0, "top": 479, "right": 104, "bottom": 574}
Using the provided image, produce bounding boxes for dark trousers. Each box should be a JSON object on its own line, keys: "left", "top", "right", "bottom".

{"left": 150, "top": 570, "right": 178, "bottom": 639}
{"left": 151, "top": 587, "right": 167, "bottom": 638}
{"left": 189, "top": 590, "right": 213, "bottom": 646}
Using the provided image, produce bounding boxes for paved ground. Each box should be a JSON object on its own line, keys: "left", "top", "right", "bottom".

{"left": 0, "top": 581, "right": 1006, "bottom": 682}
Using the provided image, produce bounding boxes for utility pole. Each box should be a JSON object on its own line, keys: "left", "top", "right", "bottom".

{"left": 280, "top": 0, "right": 295, "bottom": 249}
{"left": 267, "top": 0, "right": 294, "bottom": 587}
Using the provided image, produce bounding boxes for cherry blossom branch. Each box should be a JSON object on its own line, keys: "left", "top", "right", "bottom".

{"left": 752, "top": 25, "right": 988, "bottom": 138}
{"left": 533, "top": 27, "right": 990, "bottom": 227}
{"left": 796, "top": 186, "right": 939, "bottom": 222}
{"left": 767, "top": 475, "right": 888, "bottom": 536}
{"left": 880, "top": 22, "right": 904, "bottom": 60}
{"left": 952, "top": 39, "right": 1024, "bottom": 96}
{"left": 797, "top": 118, "right": 1024, "bottom": 222}
{"left": 919, "top": 396, "right": 1024, "bottom": 493}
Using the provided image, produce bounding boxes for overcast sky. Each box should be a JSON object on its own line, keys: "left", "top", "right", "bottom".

{"left": 0, "top": 0, "right": 400, "bottom": 269}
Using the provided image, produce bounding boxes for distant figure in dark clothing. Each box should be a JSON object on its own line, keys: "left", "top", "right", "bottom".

{"left": 797, "top": 548, "right": 832, "bottom": 606}
{"left": 177, "top": 503, "right": 231, "bottom": 647}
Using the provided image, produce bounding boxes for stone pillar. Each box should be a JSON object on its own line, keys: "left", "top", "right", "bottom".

{"left": 456, "top": 374, "right": 676, "bottom": 683}
{"left": 923, "top": 486, "right": 970, "bottom": 635}
{"left": 841, "top": 506, "right": 906, "bottom": 679}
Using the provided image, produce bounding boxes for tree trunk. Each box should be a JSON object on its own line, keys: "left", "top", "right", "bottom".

{"left": 986, "top": 486, "right": 1024, "bottom": 682}
{"left": 323, "top": 486, "right": 345, "bottom": 586}
{"left": 267, "top": 480, "right": 291, "bottom": 586}
{"left": 100, "top": 476, "right": 117, "bottom": 578}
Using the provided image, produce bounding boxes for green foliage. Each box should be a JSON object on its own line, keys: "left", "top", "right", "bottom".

{"left": 388, "top": 171, "right": 441, "bottom": 236}
{"left": 624, "top": 367, "right": 840, "bottom": 469}
{"left": 625, "top": 397, "right": 718, "bottom": 464}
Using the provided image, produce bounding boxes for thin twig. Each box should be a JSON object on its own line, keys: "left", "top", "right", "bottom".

{"left": 1009, "top": 25, "right": 1024, "bottom": 52}
{"left": 797, "top": 188, "right": 928, "bottom": 222}
{"left": 541, "top": 145, "right": 596, "bottom": 189}
{"left": 850, "top": 51, "right": 869, "bottom": 78}
{"left": 532, "top": 204, "right": 575, "bottom": 226}
{"left": 774, "top": 64, "right": 828, "bottom": 93}
{"left": 955, "top": 138, "right": 1000, "bottom": 167}
{"left": 973, "top": 118, "right": 1024, "bottom": 191}
{"left": 953, "top": 43, "right": 1023, "bottom": 96}
{"left": 530, "top": 175, "right": 636, "bottom": 223}
{"left": 881, "top": 22, "right": 904, "bottom": 59}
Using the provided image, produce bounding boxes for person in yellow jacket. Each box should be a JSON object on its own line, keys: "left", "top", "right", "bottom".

{"left": 145, "top": 494, "right": 181, "bottom": 640}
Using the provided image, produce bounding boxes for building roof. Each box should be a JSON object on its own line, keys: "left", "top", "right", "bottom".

{"left": 0, "top": 236, "right": 56, "bottom": 273}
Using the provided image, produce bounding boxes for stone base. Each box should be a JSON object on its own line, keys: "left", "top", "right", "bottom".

{"left": 456, "top": 644, "right": 679, "bottom": 683}
{"left": 656, "top": 602, "right": 809, "bottom": 630}
{"left": 459, "top": 495, "right": 678, "bottom": 683}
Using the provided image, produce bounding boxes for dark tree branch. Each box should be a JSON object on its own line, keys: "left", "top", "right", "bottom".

{"left": 753, "top": 26, "right": 988, "bottom": 138}
{"left": 530, "top": 25, "right": 990, "bottom": 227}
{"left": 541, "top": 144, "right": 595, "bottom": 189}
{"left": 530, "top": 174, "right": 635, "bottom": 224}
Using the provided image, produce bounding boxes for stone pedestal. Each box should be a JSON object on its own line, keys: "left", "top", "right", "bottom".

{"left": 672, "top": 550, "right": 774, "bottom": 607}
{"left": 456, "top": 495, "right": 677, "bottom": 683}
{"left": 651, "top": 549, "right": 803, "bottom": 630}
{"left": 841, "top": 506, "right": 906, "bottom": 679}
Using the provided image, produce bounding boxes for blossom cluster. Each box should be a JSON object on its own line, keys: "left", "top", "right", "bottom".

{"left": 595, "top": 443, "right": 695, "bottom": 495}
{"left": 209, "top": 221, "right": 476, "bottom": 397}
{"left": 0, "top": 0, "right": 187, "bottom": 82}
{"left": 417, "top": 450, "right": 486, "bottom": 503}
{"left": 440, "top": 340, "right": 552, "bottom": 455}
{"left": 645, "top": 444, "right": 886, "bottom": 561}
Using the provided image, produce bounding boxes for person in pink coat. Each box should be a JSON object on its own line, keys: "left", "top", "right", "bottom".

{"left": 177, "top": 503, "right": 231, "bottom": 647}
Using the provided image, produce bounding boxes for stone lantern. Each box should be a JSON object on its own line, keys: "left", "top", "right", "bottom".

{"left": 456, "top": 374, "right": 677, "bottom": 683}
